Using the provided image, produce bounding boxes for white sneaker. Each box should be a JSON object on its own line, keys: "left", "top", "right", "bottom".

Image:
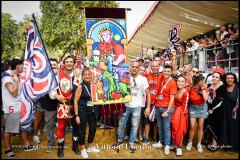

{"left": 169, "top": 144, "right": 176, "bottom": 150}
{"left": 81, "top": 149, "right": 89, "bottom": 159}
{"left": 152, "top": 141, "right": 163, "bottom": 148}
{"left": 197, "top": 143, "right": 203, "bottom": 153}
{"left": 164, "top": 145, "right": 170, "bottom": 156}
{"left": 176, "top": 147, "right": 183, "bottom": 156}
{"left": 33, "top": 135, "right": 40, "bottom": 143}
{"left": 186, "top": 142, "right": 192, "bottom": 151}
{"left": 87, "top": 146, "right": 100, "bottom": 153}
{"left": 37, "top": 129, "right": 41, "bottom": 136}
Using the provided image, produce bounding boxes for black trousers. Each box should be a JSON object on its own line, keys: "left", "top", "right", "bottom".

{"left": 76, "top": 112, "right": 97, "bottom": 145}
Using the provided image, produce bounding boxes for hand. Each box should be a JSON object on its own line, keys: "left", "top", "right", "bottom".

{"left": 55, "top": 94, "right": 66, "bottom": 103}
{"left": 208, "top": 109, "right": 213, "bottom": 114}
{"left": 75, "top": 116, "right": 80, "bottom": 124}
{"left": 12, "top": 74, "right": 19, "bottom": 82}
{"left": 161, "top": 111, "right": 168, "bottom": 118}
{"left": 144, "top": 107, "right": 150, "bottom": 118}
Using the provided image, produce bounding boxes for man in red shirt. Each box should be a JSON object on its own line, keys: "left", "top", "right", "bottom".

{"left": 143, "top": 61, "right": 163, "bottom": 145}
{"left": 154, "top": 65, "right": 177, "bottom": 156}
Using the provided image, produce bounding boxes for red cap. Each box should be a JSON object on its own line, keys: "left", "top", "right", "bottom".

{"left": 213, "top": 68, "right": 225, "bottom": 77}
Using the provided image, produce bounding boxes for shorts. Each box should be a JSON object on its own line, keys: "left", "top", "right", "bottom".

{"left": 142, "top": 105, "right": 156, "bottom": 125}
{"left": 189, "top": 103, "right": 208, "bottom": 119}
{"left": 4, "top": 113, "right": 20, "bottom": 133}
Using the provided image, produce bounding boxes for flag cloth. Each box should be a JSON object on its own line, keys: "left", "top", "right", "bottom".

{"left": 161, "top": 24, "right": 182, "bottom": 60}
{"left": 20, "top": 14, "right": 58, "bottom": 132}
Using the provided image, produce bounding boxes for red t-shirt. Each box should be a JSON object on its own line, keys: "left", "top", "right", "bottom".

{"left": 146, "top": 73, "right": 164, "bottom": 105}
{"left": 188, "top": 87, "right": 208, "bottom": 105}
{"left": 156, "top": 77, "right": 177, "bottom": 108}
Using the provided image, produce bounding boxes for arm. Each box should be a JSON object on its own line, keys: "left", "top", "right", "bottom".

{"left": 144, "top": 88, "right": 151, "bottom": 117}
{"left": 74, "top": 85, "right": 82, "bottom": 124}
{"left": 5, "top": 75, "right": 19, "bottom": 97}
{"left": 162, "top": 94, "right": 175, "bottom": 118}
{"left": 182, "top": 92, "right": 189, "bottom": 114}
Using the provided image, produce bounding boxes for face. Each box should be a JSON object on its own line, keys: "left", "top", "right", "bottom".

{"left": 50, "top": 61, "right": 59, "bottom": 75}
{"left": 177, "top": 77, "right": 185, "bottom": 89}
{"left": 17, "top": 63, "right": 24, "bottom": 73}
{"left": 212, "top": 66, "right": 216, "bottom": 71}
{"left": 139, "top": 66, "right": 145, "bottom": 76}
{"left": 220, "top": 26, "right": 226, "bottom": 32}
{"left": 191, "top": 68, "right": 199, "bottom": 77}
{"left": 212, "top": 72, "right": 221, "bottom": 84}
{"left": 102, "top": 30, "right": 111, "bottom": 42}
{"left": 183, "top": 65, "right": 190, "bottom": 73}
{"left": 154, "top": 57, "right": 161, "bottom": 65}
{"left": 151, "top": 61, "right": 159, "bottom": 74}
{"left": 130, "top": 62, "right": 140, "bottom": 76}
{"left": 83, "top": 70, "right": 91, "bottom": 83}
{"left": 163, "top": 67, "right": 172, "bottom": 79}
{"left": 226, "top": 74, "right": 235, "bottom": 86}
{"left": 64, "top": 57, "right": 75, "bottom": 71}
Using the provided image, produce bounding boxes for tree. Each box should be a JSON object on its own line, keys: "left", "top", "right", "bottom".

{"left": 1, "top": 13, "right": 18, "bottom": 60}
{"left": 1, "top": 13, "right": 41, "bottom": 62}
{"left": 40, "top": 1, "right": 119, "bottom": 59}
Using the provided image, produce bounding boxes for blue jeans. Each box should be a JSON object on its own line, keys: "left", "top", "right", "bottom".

{"left": 155, "top": 107, "right": 174, "bottom": 146}
{"left": 117, "top": 107, "right": 141, "bottom": 145}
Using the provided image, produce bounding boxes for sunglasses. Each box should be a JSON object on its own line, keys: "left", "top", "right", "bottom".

{"left": 192, "top": 70, "right": 199, "bottom": 74}
{"left": 133, "top": 79, "right": 137, "bottom": 87}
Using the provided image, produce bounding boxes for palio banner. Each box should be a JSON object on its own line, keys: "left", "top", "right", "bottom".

{"left": 85, "top": 8, "right": 131, "bottom": 105}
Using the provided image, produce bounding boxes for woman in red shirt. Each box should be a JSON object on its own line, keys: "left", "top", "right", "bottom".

{"left": 186, "top": 74, "right": 209, "bottom": 153}
{"left": 171, "top": 76, "right": 189, "bottom": 156}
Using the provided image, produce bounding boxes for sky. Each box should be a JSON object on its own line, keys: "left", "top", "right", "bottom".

{"left": 2, "top": 1, "right": 155, "bottom": 38}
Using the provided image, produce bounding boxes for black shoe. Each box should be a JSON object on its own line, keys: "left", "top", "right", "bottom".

{"left": 206, "top": 144, "right": 218, "bottom": 152}
{"left": 57, "top": 142, "right": 64, "bottom": 158}
{"left": 72, "top": 139, "right": 81, "bottom": 154}
{"left": 23, "top": 145, "right": 34, "bottom": 151}
{"left": 129, "top": 145, "right": 136, "bottom": 153}
{"left": 112, "top": 141, "right": 123, "bottom": 149}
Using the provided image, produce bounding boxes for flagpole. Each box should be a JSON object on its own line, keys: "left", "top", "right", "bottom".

{"left": 31, "top": 14, "right": 58, "bottom": 88}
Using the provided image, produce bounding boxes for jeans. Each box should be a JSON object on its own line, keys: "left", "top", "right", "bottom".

{"left": 117, "top": 107, "right": 141, "bottom": 145}
{"left": 155, "top": 107, "right": 174, "bottom": 146}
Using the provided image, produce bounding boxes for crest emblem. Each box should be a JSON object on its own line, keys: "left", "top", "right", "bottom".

{"left": 60, "top": 77, "right": 71, "bottom": 93}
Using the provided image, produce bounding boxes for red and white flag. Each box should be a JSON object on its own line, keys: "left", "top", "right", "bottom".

{"left": 20, "top": 14, "right": 57, "bottom": 131}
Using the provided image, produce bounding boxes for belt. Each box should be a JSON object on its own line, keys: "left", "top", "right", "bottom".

{"left": 59, "top": 101, "right": 71, "bottom": 105}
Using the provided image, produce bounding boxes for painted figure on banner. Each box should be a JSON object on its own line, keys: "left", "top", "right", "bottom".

{"left": 86, "top": 19, "right": 131, "bottom": 105}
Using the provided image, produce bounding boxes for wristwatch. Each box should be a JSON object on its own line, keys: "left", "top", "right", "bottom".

{"left": 75, "top": 115, "right": 79, "bottom": 117}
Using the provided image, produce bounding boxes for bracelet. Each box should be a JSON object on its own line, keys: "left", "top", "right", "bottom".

{"left": 75, "top": 115, "right": 79, "bottom": 117}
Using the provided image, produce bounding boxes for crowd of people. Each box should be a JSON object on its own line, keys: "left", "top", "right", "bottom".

{"left": 1, "top": 52, "right": 239, "bottom": 158}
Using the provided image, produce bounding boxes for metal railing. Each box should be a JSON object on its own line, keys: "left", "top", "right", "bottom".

{"left": 183, "top": 42, "right": 239, "bottom": 73}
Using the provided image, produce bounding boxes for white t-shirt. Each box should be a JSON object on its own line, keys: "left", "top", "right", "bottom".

{"left": 125, "top": 75, "right": 149, "bottom": 108}
{"left": 1, "top": 70, "right": 22, "bottom": 113}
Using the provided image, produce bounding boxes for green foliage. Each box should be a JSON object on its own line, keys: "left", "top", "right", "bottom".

{"left": 1, "top": 13, "right": 41, "bottom": 62}
{"left": 1, "top": 1, "right": 119, "bottom": 62}
{"left": 1, "top": 13, "right": 18, "bottom": 60}
{"left": 40, "top": 1, "right": 119, "bottom": 58}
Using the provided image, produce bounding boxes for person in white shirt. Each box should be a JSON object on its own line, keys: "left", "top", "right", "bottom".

{"left": 112, "top": 61, "right": 151, "bottom": 153}
{"left": 2, "top": 58, "right": 34, "bottom": 158}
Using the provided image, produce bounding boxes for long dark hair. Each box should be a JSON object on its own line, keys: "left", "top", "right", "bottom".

{"left": 223, "top": 72, "right": 238, "bottom": 86}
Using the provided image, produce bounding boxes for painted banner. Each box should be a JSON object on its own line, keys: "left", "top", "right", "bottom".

{"left": 85, "top": 8, "right": 131, "bottom": 105}
{"left": 20, "top": 14, "right": 58, "bottom": 131}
